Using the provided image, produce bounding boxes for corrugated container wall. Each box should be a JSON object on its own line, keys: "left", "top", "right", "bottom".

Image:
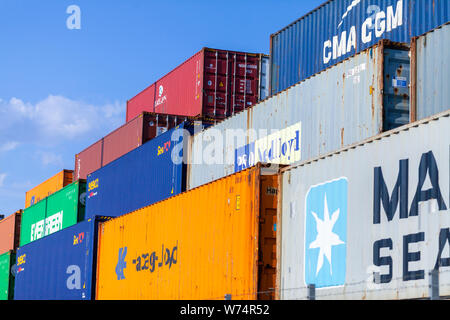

{"left": 95, "top": 165, "right": 279, "bottom": 300}
{"left": 270, "top": 0, "right": 449, "bottom": 95}
{"left": 19, "top": 180, "right": 86, "bottom": 246}
{"left": 278, "top": 111, "right": 450, "bottom": 300}
{"left": 0, "top": 211, "right": 22, "bottom": 253}
{"left": 414, "top": 23, "right": 450, "bottom": 121}
{"left": 25, "top": 170, "right": 73, "bottom": 208}
{"left": 188, "top": 41, "right": 411, "bottom": 190}
{"left": 14, "top": 217, "right": 110, "bottom": 300}
{"left": 75, "top": 112, "right": 194, "bottom": 181}
{"left": 0, "top": 251, "right": 15, "bottom": 300}
{"left": 85, "top": 122, "right": 203, "bottom": 220}
{"left": 126, "top": 48, "right": 268, "bottom": 123}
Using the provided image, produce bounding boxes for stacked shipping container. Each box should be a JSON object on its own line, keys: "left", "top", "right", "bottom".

{"left": 414, "top": 23, "right": 450, "bottom": 120}
{"left": 95, "top": 164, "right": 279, "bottom": 300}
{"left": 0, "top": 211, "right": 21, "bottom": 254}
{"left": 278, "top": 110, "right": 450, "bottom": 300}
{"left": 75, "top": 112, "right": 195, "bottom": 181}
{"left": 85, "top": 122, "right": 203, "bottom": 219}
{"left": 14, "top": 217, "right": 110, "bottom": 300}
{"left": 270, "top": 0, "right": 450, "bottom": 95}
{"left": 19, "top": 180, "right": 86, "bottom": 246}
{"left": 25, "top": 170, "right": 73, "bottom": 208}
{"left": 188, "top": 40, "right": 413, "bottom": 190}
{"left": 3, "top": 0, "right": 448, "bottom": 301}
{"left": 0, "top": 211, "right": 21, "bottom": 300}
{"left": 0, "top": 252, "right": 15, "bottom": 300}
{"left": 126, "top": 48, "right": 269, "bottom": 123}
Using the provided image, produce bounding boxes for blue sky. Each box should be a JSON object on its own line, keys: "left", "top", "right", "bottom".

{"left": 0, "top": 0, "right": 323, "bottom": 216}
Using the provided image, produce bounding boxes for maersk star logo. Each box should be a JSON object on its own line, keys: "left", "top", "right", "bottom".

{"left": 305, "top": 178, "right": 348, "bottom": 288}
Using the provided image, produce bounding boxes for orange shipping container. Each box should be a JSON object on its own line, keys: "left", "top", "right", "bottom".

{"left": 95, "top": 164, "right": 279, "bottom": 300}
{"left": 25, "top": 170, "right": 73, "bottom": 208}
{"left": 0, "top": 210, "right": 22, "bottom": 253}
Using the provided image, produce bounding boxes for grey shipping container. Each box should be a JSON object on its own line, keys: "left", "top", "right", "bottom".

{"left": 270, "top": 0, "right": 449, "bottom": 96}
{"left": 412, "top": 23, "right": 450, "bottom": 121}
{"left": 188, "top": 40, "right": 412, "bottom": 190}
{"left": 278, "top": 110, "right": 450, "bottom": 300}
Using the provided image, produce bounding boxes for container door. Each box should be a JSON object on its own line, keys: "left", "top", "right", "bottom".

{"left": 383, "top": 48, "right": 410, "bottom": 131}
{"left": 258, "top": 175, "right": 279, "bottom": 300}
{"left": 203, "top": 50, "right": 261, "bottom": 121}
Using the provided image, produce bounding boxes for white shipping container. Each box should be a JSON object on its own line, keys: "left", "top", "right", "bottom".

{"left": 278, "top": 110, "right": 450, "bottom": 300}
{"left": 415, "top": 23, "right": 450, "bottom": 121}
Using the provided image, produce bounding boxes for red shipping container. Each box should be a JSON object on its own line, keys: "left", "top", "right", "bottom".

{"left": 0, "top": 210, "right": 22, "bottom": 253}
{"left": 75, "top": 112, "right": 193, "bottom": 180}
{"left": 126, "top": 48, "right": 267, "bottom": 122}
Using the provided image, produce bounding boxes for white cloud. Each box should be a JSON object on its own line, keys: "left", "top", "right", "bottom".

{"left": 0, "top": 95, "right": 125, "bottom": 146}
{"left": 36, "top": 151, "right": 64, "bottom": 167}
{"left": 0, "top": 173, "right": 6, "bottom": 187}
{"left": 0, "top": 141, "right": 20, "bottom": 153}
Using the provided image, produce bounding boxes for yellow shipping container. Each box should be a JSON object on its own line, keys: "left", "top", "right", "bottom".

{"left": 95, "top": 164, "right": 279, "bottom": 300}
{"left": 25, "top": 170, "right": 73, "bottom": 208}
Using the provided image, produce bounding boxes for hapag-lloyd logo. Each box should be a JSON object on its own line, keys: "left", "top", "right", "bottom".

{"left": 234, "top": 122, "right": 301, "bottom": 173}
{"left": 323, "top": 0, "right": 403, "bottom": 65}
{"left": 155, "top": 85, "right": 167, "bottom": 107}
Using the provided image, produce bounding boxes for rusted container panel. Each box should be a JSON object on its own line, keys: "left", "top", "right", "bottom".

{"left": 25, "top": 170, "right": 73, "bottom": 208}
{"left": 95, "top": 165, "right": 279, "bottom": 300}
{"left": 0, "top": 211, "right": 22, "bottom": 253}
{"left": 75, "top": 112, "right": 195, "bottom": 180}
{"left": 279, "top": 111, "right": 450, "bottom": 300}
{"left": 415, "top": 23, "right": 450, "bottom": 121}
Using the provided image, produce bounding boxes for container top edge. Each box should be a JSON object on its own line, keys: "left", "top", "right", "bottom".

{"left": 281, "top": 109, "right": 450, "bottom": 175}
{"left": 25, "top": 169, "right": 75, "bottom": 195}
{"left": 24, "top": 179, "right": 86, "bottom": 212}
{"left": 98, "top": 165, "right": 265, "bottom": 227}
{"left": 270, "top": 0, "right": 334, "bottom": 38}
{"left": 128, "top": 47, "right": 266, "bottom": 104}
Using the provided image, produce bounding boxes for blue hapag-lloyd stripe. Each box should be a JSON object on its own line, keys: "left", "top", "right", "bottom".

{"left": 270, "top": 0, "right": 450, "bottom": 95}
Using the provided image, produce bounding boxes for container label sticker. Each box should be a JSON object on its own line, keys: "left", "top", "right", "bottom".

{"left": 234, "top": 122, "right": 301, "bottom": 173}
{"left": 304, "top": 178, "right": 348, "bottom": 288}
{"left": 392, "top": 76, "right": 407, "bottom": 88}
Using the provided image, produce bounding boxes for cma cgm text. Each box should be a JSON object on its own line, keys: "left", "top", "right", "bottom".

{"left": 323, "top": 0, "right": 403, "bottom": 64}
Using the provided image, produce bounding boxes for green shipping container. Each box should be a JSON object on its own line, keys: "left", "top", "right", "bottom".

{"left": 0, "top": 251, "right": 15, "bottom": 300}
{"left": 19, "top": 180, "right": 86, "bottom": 246}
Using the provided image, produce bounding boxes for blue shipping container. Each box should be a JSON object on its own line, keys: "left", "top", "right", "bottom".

{"left": 14, "top": 216, "right": 109, "bottom": 300}
{"left": 85, "top": 122, "right": 200, "bottom": 219}
{"left": 270, "top": 0, "right": 450, "bottom": 95}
